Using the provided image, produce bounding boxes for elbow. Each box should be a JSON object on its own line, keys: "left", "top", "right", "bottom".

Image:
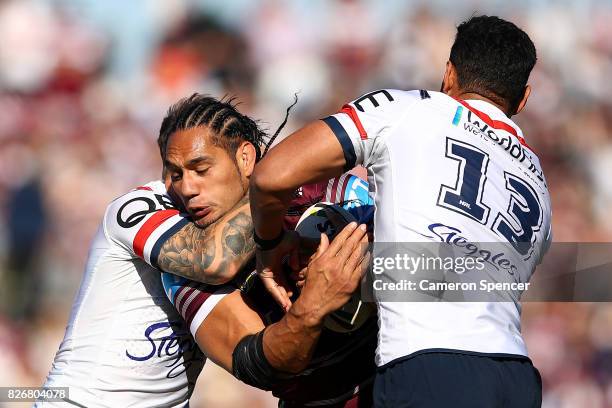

{"left": 249, "top": 167, "right": 266, "bottom": 196}
{"left": 193, "top": 265, "right": 236, "bottom": 285}
{"left": 205, "top": 273, "right": 233, "bottom": 286}
{"left": 250, "top": 165, "right": 273, "bottom": 195}
{"left": 251, "top": 162, "right": 292, "bottom": 196}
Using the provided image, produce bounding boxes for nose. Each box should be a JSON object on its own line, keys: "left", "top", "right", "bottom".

{"left": 179, "top": 171, "right": 199, "bottom": 202}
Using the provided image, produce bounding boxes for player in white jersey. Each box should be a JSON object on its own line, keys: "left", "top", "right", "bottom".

{"left": 38, "top": 95, "right": 369, "bottom": 407}
{"left": 250, "top": 16, "right": 549, "bottom": 408}
{"left": 38, "top": 180, "right": 224, "bottom": 407}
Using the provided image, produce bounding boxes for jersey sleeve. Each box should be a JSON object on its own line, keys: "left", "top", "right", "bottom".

{"left": 161, "top": 273, "right": 235, "bottom": 337}
{"left": 103, "top": 187, "right": 190, "bottom": 269}
{"left": 324, "top": 174, "right": 375, "bottom": 226}
{"left": 321, "top": 89, "right": 423, "bottom": 169}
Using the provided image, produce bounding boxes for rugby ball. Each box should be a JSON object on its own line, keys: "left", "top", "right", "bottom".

{"left": 295, "top": 202, "right": 373, "bottom": 333}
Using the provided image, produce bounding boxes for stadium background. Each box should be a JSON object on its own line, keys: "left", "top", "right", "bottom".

{"left": 0, "top": 0, "right": 610, "bottom": 406}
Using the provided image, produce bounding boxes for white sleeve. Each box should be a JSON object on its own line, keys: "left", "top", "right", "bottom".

{"left": 321, "top": 89, "right": 424, "bottom": 168}
{"left": 103, "top": 188, "right": 190, "bottom": 268}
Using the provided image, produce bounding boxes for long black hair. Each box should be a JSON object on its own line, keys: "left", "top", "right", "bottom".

{"left": 158, "top": 93, "right": 298, "bottom": 163}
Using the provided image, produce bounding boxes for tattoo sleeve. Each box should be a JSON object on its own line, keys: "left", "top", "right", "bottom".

{"left": 157, "top": 195, "right": 255, "bottom": 284}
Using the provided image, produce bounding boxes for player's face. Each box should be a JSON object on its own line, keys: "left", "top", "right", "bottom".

{"left": 164, "top": 126, "right": 255, "bottom": 228}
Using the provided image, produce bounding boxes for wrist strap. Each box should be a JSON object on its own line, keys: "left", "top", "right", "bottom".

{"left": 254, "top": 229, "right": 285, "bottom": 251}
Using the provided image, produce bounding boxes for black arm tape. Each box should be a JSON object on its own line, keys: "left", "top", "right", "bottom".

{"left": 232, "top": 329, "right": 289, "bottom": 390}
{"left": 253, "top": 229, "right": 285, "bottom": 251}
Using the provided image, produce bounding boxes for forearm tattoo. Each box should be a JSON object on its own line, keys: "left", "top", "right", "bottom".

{"left": 157, "top": 197, "right": 255, "bottom": 283}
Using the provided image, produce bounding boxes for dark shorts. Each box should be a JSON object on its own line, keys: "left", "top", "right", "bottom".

{"left": 373, "top": 351, "right": 542, "bottom": 408}
{"left": 279, "top": 379, "right": 374, "bottom": 408}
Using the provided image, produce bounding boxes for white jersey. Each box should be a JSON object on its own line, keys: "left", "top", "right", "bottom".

{"left": 39, "top": 181, "right": 229, "bottom": 407}
{"left": 324, "top": 89, "right": 552, "bottom": 367}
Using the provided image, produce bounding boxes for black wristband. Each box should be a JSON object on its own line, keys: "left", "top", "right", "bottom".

{"left": 232, "top": 329, "right": 289, "bottom": 390}
{"left": 254, "top": 229, "right": 285, "bottom": 251}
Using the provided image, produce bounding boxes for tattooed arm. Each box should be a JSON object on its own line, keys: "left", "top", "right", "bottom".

{"left": 157, "top": 195, "right": 255, "bottom": 285}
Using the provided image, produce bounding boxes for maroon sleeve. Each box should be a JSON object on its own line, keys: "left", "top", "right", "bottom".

{"left": 283, "top": 181, "right": 328, "bottom": 230}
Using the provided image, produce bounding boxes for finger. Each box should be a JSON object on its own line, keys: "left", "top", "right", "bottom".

{"left": 336, "top": 223, "right": 367, "bottom": 261}
{"left": 349, "top": 252, "right": 371, "bottom": 291}
{"left": 359, "top": 233, "right": 370, "bottom": 256}
{"left": 261, "top": 276, "right": 292, "bottom": 311}
{"left": 278, "top": 284, "right": 293, "bottom": 306}
{"left": 274, "top": 272, "right": 294, "bottom": 309}
{"left": 316, "top": 233, "right": 330, "bottom": 257}
{"left": 326, "top": 222, "right": 358, "bottom": 256}
{"left": 335, "top": 223, "right": 367, "bottom": 257}
{"left": 342, "top": 229, "right": 367, "bottom": 270}
{"left": 295, "top": 268, "right": 307, "bottom": 289}
{"left": 343, "top": 235, "right": 368, "bottom": 275}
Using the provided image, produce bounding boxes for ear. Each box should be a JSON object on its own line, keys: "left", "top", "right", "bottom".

{"left": 514, "top": 85, "right": 531, "bottom": 115}
{"left": 441, "top": 61, "right": 459, "bottom": 96}
{"left": 235, "top": 141, "right": 257, "bottom": 177}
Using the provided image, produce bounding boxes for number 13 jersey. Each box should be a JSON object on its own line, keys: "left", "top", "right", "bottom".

{"left": 323, "top": 89, "right": 552, "bottom": 367}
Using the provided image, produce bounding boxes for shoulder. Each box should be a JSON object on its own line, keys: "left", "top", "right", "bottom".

{"left": 103, "top": 181, "right": 187, "bottom": 262}
{"left": 105, "top": 181, "right": 178, "bottom": 229}
{"left": 346, "top": 89, "right": 426, "bottom": 113}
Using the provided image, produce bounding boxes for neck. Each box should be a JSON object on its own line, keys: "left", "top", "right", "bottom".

{"left": 455, "top": 91, "right": 511, "bottom": 117}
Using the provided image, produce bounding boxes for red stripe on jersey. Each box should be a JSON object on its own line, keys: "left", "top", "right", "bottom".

{"left": 339, "top": 104, "right": 368, "bottom": 140}
{"left": 455, "top": 99, "right": 532, "bottom": 150}
{"left": 133, "top": 209, "right": 180, "bottom": 259}
{"left": 136, "top": 186, "right": 153, "bottom": 191}
{"left": 183, "top": 290, "right": 214, "bottom": 327}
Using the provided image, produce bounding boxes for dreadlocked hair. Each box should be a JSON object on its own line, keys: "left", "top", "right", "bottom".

{"left": 158, "top": 94, "right": 266, "bottom": 163}
{"left": 263, "top": 93, "right": 299, "bottom": 156}
{"left": 158, "top": 93, "right": 299, "bottom": 165}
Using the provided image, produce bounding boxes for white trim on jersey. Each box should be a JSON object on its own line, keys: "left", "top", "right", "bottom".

{"left": 189, "top": 286, "right": 235, "bottom": 336}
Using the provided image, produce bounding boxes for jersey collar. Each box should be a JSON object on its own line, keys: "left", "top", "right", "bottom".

{"left": 457, "top": 98, "right": 531, "bottom": 150}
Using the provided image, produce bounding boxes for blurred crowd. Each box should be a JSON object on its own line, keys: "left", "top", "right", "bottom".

{"left": 0, "top": 0, "right": 610, "bottom": 407}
